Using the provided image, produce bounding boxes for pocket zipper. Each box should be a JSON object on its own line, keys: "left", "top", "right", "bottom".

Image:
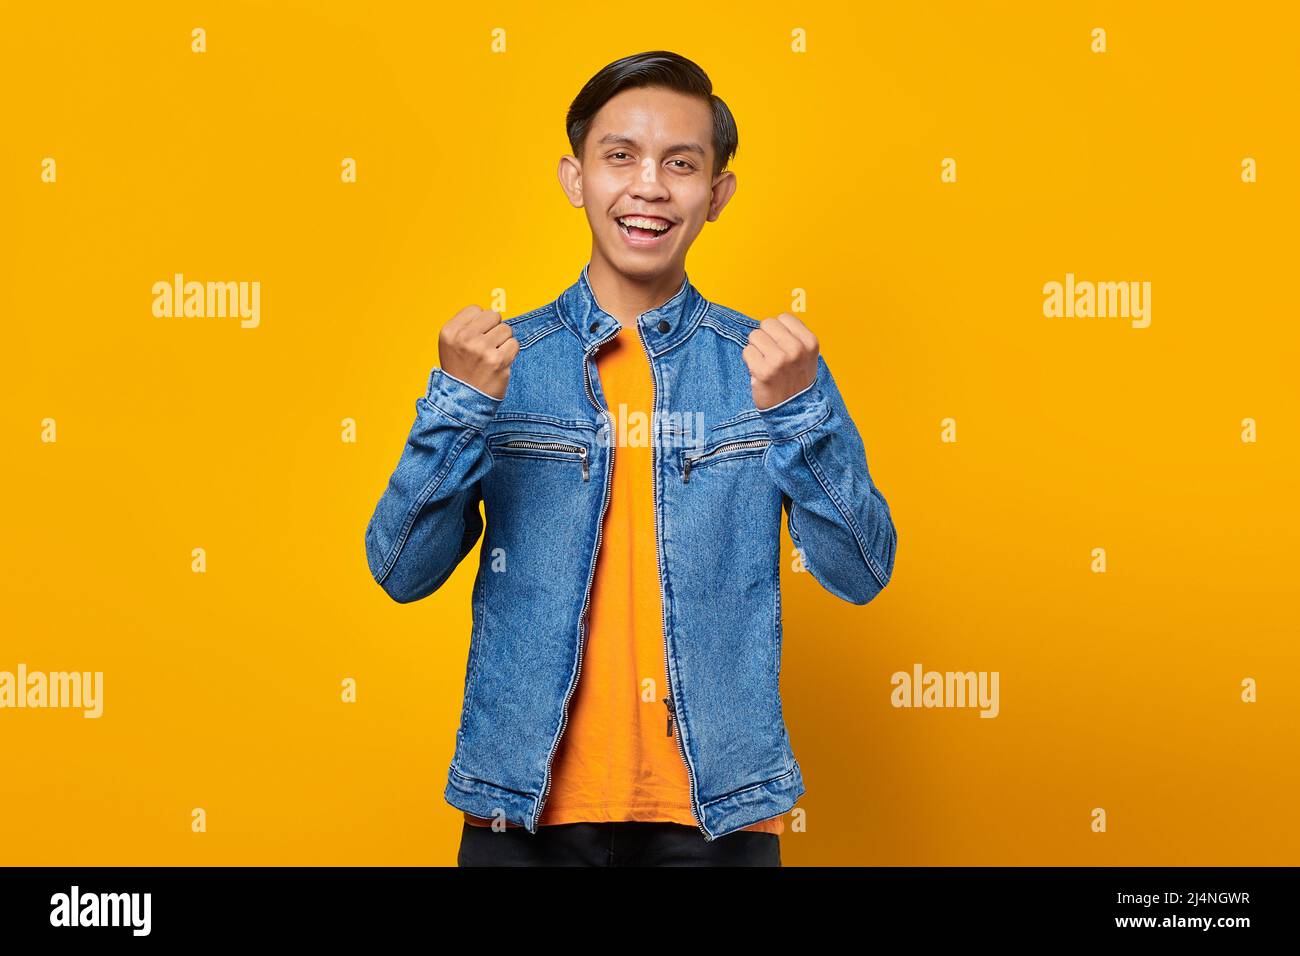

{"left": 496, "top": 439, "right": 589, "bottom": 481}
{"left": 682, "top": 438, "right": 769, "bottom": 483}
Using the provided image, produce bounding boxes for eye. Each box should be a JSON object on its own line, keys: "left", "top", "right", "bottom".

{"left": 669, "top": 159, "right": 694, "bottom": 170}
{"left": 608, "top": 151, "right": 632, "bottom": 161}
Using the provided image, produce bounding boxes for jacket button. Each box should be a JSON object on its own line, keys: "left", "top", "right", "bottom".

{"left": 588, "top": 321, "right": 599, "bottom": 332}
{"left": 657, "top": 319, "right": 670, "bottom": 333}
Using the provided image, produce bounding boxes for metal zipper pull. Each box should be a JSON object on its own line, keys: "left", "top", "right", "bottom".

{"left": 580, "top": 448, "right": 589, "bottom": 481}
{"left": 682, "top": 457, "right": 693, "bottom": 484}
{"left": 662, "top": 694, "right": 675, "bottom": 737}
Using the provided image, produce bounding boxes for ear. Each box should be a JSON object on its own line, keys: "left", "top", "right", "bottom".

{"left": 707, "top": 171, "right": 737, "bottom": 222}
{"left": 557, "top": 154, "right": 585, "bottom": 208}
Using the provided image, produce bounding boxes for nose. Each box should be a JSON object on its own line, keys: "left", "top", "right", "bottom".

{"left": 629, "top": 159, "right": 671, "bottom": 201}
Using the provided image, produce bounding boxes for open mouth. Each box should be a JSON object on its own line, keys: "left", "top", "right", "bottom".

{"left": 616, "top": 215, "right": 676, "bottom": 243}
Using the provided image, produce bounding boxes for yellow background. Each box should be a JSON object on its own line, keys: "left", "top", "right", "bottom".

{"left": 2, "top": 1, "right": 1296, "bottom": 865}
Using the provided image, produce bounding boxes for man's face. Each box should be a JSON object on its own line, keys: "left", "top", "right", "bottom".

{"left": 561, "top": 85, "right": 735, "bottom": 281}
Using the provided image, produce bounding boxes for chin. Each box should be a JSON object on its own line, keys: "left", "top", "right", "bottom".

{"left": 607, "top": 243, "right": 680, "bottom": 279}
{"left": 615, "top": 258, "right": 665, "bottom": 279}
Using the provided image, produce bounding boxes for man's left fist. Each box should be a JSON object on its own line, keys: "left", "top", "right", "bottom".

{"left": 741, "top": 314, "right": 820, "bottom": 411}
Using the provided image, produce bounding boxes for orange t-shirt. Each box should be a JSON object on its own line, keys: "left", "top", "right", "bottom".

{"left": 466, "top": 326, "right": 784, "bottom": 836}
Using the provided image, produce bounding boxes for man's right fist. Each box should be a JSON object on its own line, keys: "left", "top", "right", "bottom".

{"left": 437, "top": 306, "right": 520, "bottom": 400}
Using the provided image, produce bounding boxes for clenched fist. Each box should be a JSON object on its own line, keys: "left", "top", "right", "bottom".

{"left": 438, "top": 306, "right": 520, "bottom": 400}
{"left": 741, "top": 314, "right": 819, "bottom": 410}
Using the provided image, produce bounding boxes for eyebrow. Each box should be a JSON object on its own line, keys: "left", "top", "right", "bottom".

{"left": 595, "top": 133, "right": 707, "bottom": 157}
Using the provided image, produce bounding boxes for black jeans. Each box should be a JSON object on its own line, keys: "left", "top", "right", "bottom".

{"left": 457, "top": 820, "right": 781, "bottom": 867}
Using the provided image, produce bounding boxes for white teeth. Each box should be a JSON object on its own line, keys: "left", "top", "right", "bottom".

{"left": 618, "top": 216, "right": 671, "bottom": 232}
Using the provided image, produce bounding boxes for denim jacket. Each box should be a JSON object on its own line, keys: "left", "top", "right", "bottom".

{"left": 364, "top": 263, "right": 898, "bottom": 840}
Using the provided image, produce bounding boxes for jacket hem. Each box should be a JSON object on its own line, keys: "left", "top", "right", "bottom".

{"left": 444, "top": 766, "right": 539, "bottom": 830}
{"left": 698, "top": 762, "right": 805, "bottom": 840}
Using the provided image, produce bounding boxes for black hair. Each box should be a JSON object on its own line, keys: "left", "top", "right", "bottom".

{"left": 566, "top": 50, "right": 738, "bottom": 179}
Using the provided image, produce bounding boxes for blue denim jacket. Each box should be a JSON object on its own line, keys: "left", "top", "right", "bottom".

{"left": 365, "top": 263, "right": 898, "bottom": 840}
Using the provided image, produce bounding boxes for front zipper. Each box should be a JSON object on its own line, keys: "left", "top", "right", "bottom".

{"left": 532, "top": 325, "right": 619, "bottom": 832}
{"left": 682, "top": 438, "right": 769, "bottom": 483}
{"left": 637, "top": 320, "right": 713, "bottom": 841}
{"left": 496, "top": 439, "right": 589, "bottom": 481}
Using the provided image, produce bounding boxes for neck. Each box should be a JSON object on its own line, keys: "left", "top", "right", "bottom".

{"left": 586, "top": 252, "right": 685, "bottom": 327}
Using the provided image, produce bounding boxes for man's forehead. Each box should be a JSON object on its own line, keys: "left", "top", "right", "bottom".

{"left": 591, "top": 88, "right": 712, "bottom": 143}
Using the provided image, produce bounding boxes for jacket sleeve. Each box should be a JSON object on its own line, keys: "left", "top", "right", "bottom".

{"left": 364, "top": 366, "right": 501, "bottom": 604}
{"left": 756, "top": 353, "right": 898, "bottom": 605}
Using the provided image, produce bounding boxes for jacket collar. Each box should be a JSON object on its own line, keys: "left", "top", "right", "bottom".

{"left": 557, "top": 261, "right": 706, "bottom": 355}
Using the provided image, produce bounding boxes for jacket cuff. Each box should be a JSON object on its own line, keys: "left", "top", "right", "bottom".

{"left": 424, "top": 367, "right": 502, "bottom": 431}
{"left": 756, "top": 376, "right": 831, "bottom": 443}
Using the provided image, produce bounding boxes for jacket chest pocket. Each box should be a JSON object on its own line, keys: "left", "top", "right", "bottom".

{"left": 680, "top": 422, "right": 771, "bottom": 484}
{"left": 488, "top": 431, "right": 591, "bottom": 481}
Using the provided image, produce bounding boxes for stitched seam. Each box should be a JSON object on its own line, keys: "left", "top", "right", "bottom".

{"left": 697, "top": 316, "right": 751, "bottom": 348}
{"left": 490, "top": 413, "right": 598, "bottom": 429}
{"left": 459, "top": 559, "right": 488, "bottom": 746}
{"left": 704, "top": 302, "right": 760, "bottom": 332}
{"left": 448, "top": 766, "right": 536, "bottom": 799}
{"left": 422, "top": 395, "right": 486, "bottom": 433}
{"left": 700, "top": 766, "right": 797, "bottom": 809}
{"left": 773, "top": 552, "right": 782, "bottom": 678}
{"left": 713, "top": 408, "right": 762, "bottom": 429}
{"left": 487, "top": 448, "right": 584, "bottom": 464}
{"left": 698, "top": 318, "right": 748, "bottom": 346}
{"left": 798, "top": 434, "right": 888, "bottom": 590}
{"left": 515, "top": 320, "right": 564, "bottom": 349}
{"left": 649, "top": 298, "right": 710, "bottom": 358}
{"left": 768, "top": 403, "right": 832, "bottom": 444}
{"left": 438, "top": 366, "right": 501, "bottom": 402}
{"left": 505, "top": 302, "right": 556, "bottom": 326}
{"left": 377, "top": 426, "right": 474, "bottom": 584}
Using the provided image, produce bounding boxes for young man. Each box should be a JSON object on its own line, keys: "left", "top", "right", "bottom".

{"left": 365, "top": 51, "right": 898, "bottom": 867}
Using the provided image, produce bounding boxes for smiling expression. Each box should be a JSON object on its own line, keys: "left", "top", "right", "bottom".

{"left": 560, "top": 85, "right": 736, "bottom": 280}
